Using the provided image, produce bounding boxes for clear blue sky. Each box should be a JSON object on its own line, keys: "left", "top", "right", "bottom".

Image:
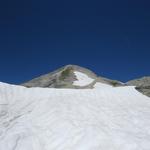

{"left": 0, "top": 0, "right": 150, "bottom": 84}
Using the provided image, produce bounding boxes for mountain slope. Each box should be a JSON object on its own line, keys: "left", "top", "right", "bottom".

{"left": 22, "top": 65, "right": 123, "bottom": 88}
{"left": 0, "top": 82, "right": 150, "bottom": 150}
{"left": 127, "top": 76, "right": 150, "bottom": 97}
{"left": 22, "top": 64, "right": 150, "bottom": 97}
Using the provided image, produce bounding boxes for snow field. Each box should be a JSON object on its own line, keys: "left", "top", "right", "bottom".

{"left": 0, "top": 82, "right": 150, "bottom": 150}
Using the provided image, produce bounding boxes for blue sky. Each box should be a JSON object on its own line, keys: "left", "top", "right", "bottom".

{"left": 0, "top": 0, "right": 150, "bottom": 84}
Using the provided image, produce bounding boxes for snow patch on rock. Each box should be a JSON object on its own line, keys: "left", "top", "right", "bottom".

{"left": 73, "top": 71, "right": 94, "bottom": 86}
{"left": 94, "top": 82, "right": 112, "bottom": 89}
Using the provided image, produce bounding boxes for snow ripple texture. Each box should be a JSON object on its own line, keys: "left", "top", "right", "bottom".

{"left": 0, "top": 82, "right": 150, "bottom": 150}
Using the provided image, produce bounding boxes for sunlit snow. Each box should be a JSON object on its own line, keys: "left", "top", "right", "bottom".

{"left": 0, "top": 82, "right": 150, "bottom": 150}
{"left": 73, "top": 71, "right": 94, "bottom": 86}
{"left": 94, "top": 82, "right": 112, "bottom": 88}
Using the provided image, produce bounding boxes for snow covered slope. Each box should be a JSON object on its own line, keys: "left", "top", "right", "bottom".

{"left": 73, "top": 71, "right": 94, "bottom": 86}
{"left": 0, "top": 82, "right": 150, "bottom": 150}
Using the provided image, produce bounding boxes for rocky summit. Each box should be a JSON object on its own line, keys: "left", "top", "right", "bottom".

{"left": 22, "top": 65, "right": 124, "bottom": 89}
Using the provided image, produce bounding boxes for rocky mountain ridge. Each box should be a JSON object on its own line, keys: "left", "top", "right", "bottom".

{"left": 22, "top": 65, "right": 150, "bottom": 97}
{"left": 22, "top": 65, "right": 123, "bottom": 89}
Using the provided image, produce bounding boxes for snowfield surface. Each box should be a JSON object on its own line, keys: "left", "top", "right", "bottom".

{"left": 0, "top": 82, "right": 150, "bottom": 150}
{"left": 73, "top": 71, "right": 94, "bottom": 86}
{"left": 94, "top": 82, "right": 112, "bottom": 89}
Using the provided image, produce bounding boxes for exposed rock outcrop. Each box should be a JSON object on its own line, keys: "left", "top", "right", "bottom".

{"left": 127, "top": 77, "right": 150, "bottom": 97}
{"left": 22, "top": 65, "right": 123, "bottom": 89}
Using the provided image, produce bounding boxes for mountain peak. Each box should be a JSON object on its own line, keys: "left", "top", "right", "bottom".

{"left": 22, "top": 65, "right": 97, "bottom": 88}
{"left": 22, "top": 65, "right": 123, "bottom": 89}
